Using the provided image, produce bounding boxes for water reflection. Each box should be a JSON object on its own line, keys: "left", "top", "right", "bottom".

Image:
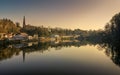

{"left": 0, "top": 40, "right": 98, "bottom": 62}
{"left": 0, "top": 39, "right": 120, "bottom": 69}
{"left": 99, "top": 41, "right": 120, "bottom": 67}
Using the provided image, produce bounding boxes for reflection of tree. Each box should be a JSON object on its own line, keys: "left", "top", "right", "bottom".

{"left": 1, "top": 37, "right": 120, "bottom": 67}
{"left": 0, "top": 47, "right": 20, "bottom": 61}
{"left": 98, "top": 41, "right": 120, "bottom": 67}
{"left": 0, "top": 40, "right": 98, "bottom": 62}
{"left": 101, "top": 12, "right": 120, "bottom": 67}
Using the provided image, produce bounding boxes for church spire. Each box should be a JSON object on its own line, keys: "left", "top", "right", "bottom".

{"left": 23, "top": 16, "right": 26, "bottom": 28}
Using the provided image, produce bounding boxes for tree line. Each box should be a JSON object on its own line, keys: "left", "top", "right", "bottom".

{"left": 0, "top": 18, "right": 87, "bottom": 37}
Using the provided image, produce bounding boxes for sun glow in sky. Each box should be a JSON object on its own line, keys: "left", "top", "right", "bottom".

{"left": 0, "top": 0, "right": 120, "bottom": 30}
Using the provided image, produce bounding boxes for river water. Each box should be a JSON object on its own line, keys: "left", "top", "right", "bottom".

{"left": 0, "top": 42, "right": 120, "bottom": 75}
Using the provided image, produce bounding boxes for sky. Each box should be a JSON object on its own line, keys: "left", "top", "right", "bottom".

{"left": 0, "top": 0, "right": 120, "bottom": 30}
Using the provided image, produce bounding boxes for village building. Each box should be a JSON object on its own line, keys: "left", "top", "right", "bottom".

{"left": 12, "top": 33, "right": 28, "bottom": 41}
{"left": 51, "top": 34, "right": 60, "bottom": 41}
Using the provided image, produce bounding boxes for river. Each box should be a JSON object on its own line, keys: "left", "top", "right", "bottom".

{"left": 0, "top": 41, "right": 120, "bottom": 75}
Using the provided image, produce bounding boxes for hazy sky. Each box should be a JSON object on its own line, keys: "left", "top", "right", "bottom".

{"left": 0, "top": 0, "right": 120, "bottom": 30}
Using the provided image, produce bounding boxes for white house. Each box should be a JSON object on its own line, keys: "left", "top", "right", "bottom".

{"left": 33, "top": 34, "right": 38, "bottom": 40}
{"left": 51, "top": 34, "right": 60, "bottom": 41}
{"left": 28, "top": 36, "right": 33, "bottom": 40}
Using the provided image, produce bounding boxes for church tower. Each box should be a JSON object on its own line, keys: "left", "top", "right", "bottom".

{"left": 23, "top": 16, "right": 26, "bottom": 28}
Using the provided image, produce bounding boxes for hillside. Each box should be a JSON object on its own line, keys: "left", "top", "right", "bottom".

{"left": 0, "top": 19, "right": 21, "bottom": 33}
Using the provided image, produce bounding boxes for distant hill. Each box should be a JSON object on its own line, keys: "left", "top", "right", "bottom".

{"left": 0, "top": 19, "right": 21, "bottom": 33}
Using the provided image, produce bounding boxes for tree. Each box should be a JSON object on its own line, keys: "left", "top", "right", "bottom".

{"left": 0, "top": 19, "right": 21, "bottom": 33}
{"left": 104, "top": 13, "right": 120, "bottom": 38}
{"left": 16, "top": 22, "right": 21, "bottom": 28}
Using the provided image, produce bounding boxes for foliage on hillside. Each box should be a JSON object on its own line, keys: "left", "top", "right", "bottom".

{"left": 0, "top": 19, "right": 21, "bottom": 33}
{"left": 21, "top": 25, "right": 86, "bottom": 37}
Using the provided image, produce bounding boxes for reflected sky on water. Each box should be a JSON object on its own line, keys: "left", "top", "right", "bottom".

{"left": 0, "top": 41, "right": 120, "bottom": 75}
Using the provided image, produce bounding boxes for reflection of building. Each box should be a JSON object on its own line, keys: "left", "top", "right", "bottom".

{"left": 23, "top": 51, "right": 25, "bottom": 62}
{"left": 23, "top": 16, "right": 26, "bottom": 28}
{"left": 0, "top": 40, "right": 82, "bottom": 63}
